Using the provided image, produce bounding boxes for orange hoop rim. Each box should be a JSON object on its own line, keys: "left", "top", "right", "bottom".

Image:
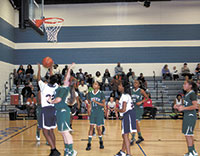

{"left": 43, "top": 17, "right": 64, "bottom": 24}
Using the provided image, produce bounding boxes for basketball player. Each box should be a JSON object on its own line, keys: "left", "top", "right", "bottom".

{"left": 130, "top": 80, "right": 148, "bottom": 145}
{"left": 37, "top": 63, "right": 60, "bottom": 156}
{"left": 115, "top": 83, "right": 136, "bottom": 156}
{"left": 86, "top": 82, "right": 106, "bottom": 151}
{"left": 48, "top": 63, "right": 77, "bottom": 156}
{"left": 175, "top": 80, "right": 198, "bottom": 156}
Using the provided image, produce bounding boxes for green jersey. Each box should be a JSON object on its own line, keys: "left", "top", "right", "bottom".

{"left": 88, "top": 90, "right": 105, "bottom": 111}
{"left": 131, "top": 88, "right": 143, "bottom": 109}
{"left": 183, "top": 90, "right": 197, "bottom": 115}
{"left": 54, "top": 87, "right": 70, "bottom": 110}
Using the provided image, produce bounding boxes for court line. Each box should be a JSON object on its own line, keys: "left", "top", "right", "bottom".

{"left": 137, "top": 144, "right": 147, "bottom": 156}
{"left": 0, "top": 123, "right": 37, "bottom": 145}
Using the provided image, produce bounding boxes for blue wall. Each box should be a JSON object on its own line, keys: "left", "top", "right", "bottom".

{"left": 0, "top": 43, "right": 14, "bottom": 64}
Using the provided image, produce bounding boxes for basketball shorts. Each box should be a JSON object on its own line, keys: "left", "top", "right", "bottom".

{"left": 36, "top": 105, "right": 41, "bottom": 125}
{"left": 121, "top": 109, "right": 137, "bottom": 134}
{"left": 38, "top": 106, "right": 57, "bottom": 130}
{"left": 56, "top": 107, "right": 72, "bottom": 132}
{"left": 182, "top": 113, "right": 197, "bottom": 136}
{"left": 135, "top": 108, "right": 144, "bottom": 121}
{"left": 90, "top": 109, "right": 104, "bottom": 126}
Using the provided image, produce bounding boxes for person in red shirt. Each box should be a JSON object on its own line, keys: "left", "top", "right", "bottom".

{"left": 143, "top": 93, "right": 157, "bottom": 119}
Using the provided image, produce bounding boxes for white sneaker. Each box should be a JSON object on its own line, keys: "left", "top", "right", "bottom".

{"left": 36, "top": 135, "right": 40, "bottom": 141}
{"left": 73, "top": 150, "right": 77, "bottom": 156}
{"left": 193, "top": 151, "right": 198, "bottom": 156}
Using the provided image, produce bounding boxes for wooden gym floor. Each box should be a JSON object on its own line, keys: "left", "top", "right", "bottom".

{"left": 0, "top": 118, "right": 199, "bottom": 156}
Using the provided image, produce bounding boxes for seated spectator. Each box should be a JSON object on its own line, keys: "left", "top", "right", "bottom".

{"left": 78, "top": 80, "right": 88, "bottom": 101}
{"left": 25, "top": 64, "right": 34, "bottom": 82}
{"left": 127, "top": 68, "right": 133, "bottom": 79}
{"left": 53, "top": 64, "right": 60, "bottom": 75}
{"left": 77, "top": 68, "right": 84, "bottom": 80}
{"left": 181, "top": 63, "right": 193, "bottom": 79}
{"left": 13, "top": 69, "right": 19, "bottom": 92}
{"left": 17, "top": 65, "right": 25, "bottom": 84}
{"left": 103, "top": 69, "right": 111, "bottom": 90}
{"left": 162, "top": 64, "right": 172, "bottom": 80}
{"left": 129, "top": 72, "right": 135, "bottom": 86}
{"left": 111, "top": 75, "right": 121, "bottom": 98}
{"left": 114, "top": 62, "right": 123, "bottom": 75}
{"left": 143, "top": 93, "right": 157, "bottom": 119}
{"left": 137, "top": 73, "right": 148, "bottom": 90}
{"left": 94, "top": 71, "right": 103, "bottom": 89}
{"left": 87, "top": 74, "right": 93, "bottom": 87}
{"left": 26, "top": 93, "right": 37, "bottom": 117}
{"left": 195, "top": 63, "right": 200, "bottom": 80}
{"left": 172, "top": 66, "right": 179, "bottom": 81}
{"left": 121, "top": 72, "right": 129, "bottom": 87}
{"left": 21, "top": 82, "right": 32, "bottom": 103}
{"left": 170, "top": 94, "right": 184, "bottom": 119}
{"left": 62, "top": 65, "right": 68, "bottom": 76}
{"left": 196, "top": 79, "right": 200, "bottom": 93}
{"left": 106, "top": 97, "right": 118, "bottom": 119}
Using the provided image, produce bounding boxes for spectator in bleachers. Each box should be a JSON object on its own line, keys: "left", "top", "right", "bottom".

{"left": 127, "top": 68, "right": 133, "bottom": 79}
{"left": 78, "top": 80, "right": 88, "bottom": 101}
{"left": 26, "top": 92, "right": 37, "bottom": 117}
{"left": 61, "top": 65, "right": 68, "bottom": 76}
{"left": 17, "top": 65, "right": 25, "bottom": 84}
{"left": 121, "top": 72, "right": 129, "bottom": 87}
{"left": 87, "top": 74, "right": 93, "bottom": 87}
{"left": 170, "top": 94, "right": 184, "bottom": 119}
{"left": 114, "top": 62, "right": 123, "bottom": 75}
{"left": 13, "top": 69, "right": 19, "bottom": 90}
{"left": 25, "top": 64, "right": 34, "bottom": 82}
{"left": 129, "top": 72, "right": 135, "bottom": 86}
{"left": 172, "top": 66, "right": 179, "bottom": 81}
{"left": 162, "top": 64, "right": 172, "bottom": 80}
{"left": 111, "top": 75, "right": 121, "bottom": 97}
{"left": 53, "top": 64, "right": 60, "bottom": 75}
{"left": 137, "top": 73, "right": 148, "bottom": 90}
{"left": 143, "top": 93, "right": 157, "bottom": 119}
{"left": 77, "top": 68, "right": 84, "bottom": 80}
{"left": 196, "top": 79, "right": 200, "bottom": 93}
{"left": 195, "top": 63, "right": 200, "bottom": 80}
{"left": 181, "top": 63, "right": 193, "bottom": 79}
{"left": 106, "top": 97, "right": 118, "bottom": 119}
{"left": 94, "top": 71, "right": 103, "bottom": 89}
{"left": 103, "top": 69, "right": 111, "bottom": 90}
{"left": 21, "top": 82, "right": 32, "bottom": 103}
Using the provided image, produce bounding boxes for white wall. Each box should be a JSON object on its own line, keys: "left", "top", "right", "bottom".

{"left": 43, "top": 1, "right": 200, "bottom": 26}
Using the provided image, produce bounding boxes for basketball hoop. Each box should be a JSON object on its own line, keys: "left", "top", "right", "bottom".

{"left": 35, "top": 17, "right": 64, "bottom": 42}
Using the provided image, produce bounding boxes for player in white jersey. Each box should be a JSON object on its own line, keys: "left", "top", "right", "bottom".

{"left": 37, "top": 64, "right": 60, "bottom": 156}
{"left": 115, "top": 83, "right": 136, "bottom": 156}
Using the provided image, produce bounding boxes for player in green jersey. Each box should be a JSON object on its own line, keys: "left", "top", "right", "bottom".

{"left": 130, "top": 80, "right": 148, "bottom": 145}
{"left": 86, "top": 82, "right": 106, "bottom": 151}
{"left": 49, "top": 63, "right": 77, "bottom": 156}
{"left": 175, "top": 80, "right": 199, "bottom": 156}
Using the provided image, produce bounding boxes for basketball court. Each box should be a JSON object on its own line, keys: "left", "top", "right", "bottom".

{"left": 0, "top": 0, "right": 200, "bottom": 156}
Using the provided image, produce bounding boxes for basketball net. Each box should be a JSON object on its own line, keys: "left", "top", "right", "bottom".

{"left": 35, "top": 17, "right": 64, "bottom": 42}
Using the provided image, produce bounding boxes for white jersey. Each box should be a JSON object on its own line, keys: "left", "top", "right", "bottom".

{"left": 119, "top": 93, "right": 134, "bottom": 116}
{"left": 39, "top": 80, "right": 58, "bottom": 108}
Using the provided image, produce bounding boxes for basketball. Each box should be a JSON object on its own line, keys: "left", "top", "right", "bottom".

{"left": 42, "top": 56, "right": 54, "bottom": 68}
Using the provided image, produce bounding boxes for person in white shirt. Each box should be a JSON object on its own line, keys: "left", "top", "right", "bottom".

{"left": 106, "top": 97, "right": 118, "bottom": 119}
{"left": 114, "top": 83, "right": 136, "bottom": 156}
{"left": 172, "top": 66, "right": 179, "bottom": 81}
{"left": 37, "top": 64, "right": 60, "bottom": 156}
{"left": 78, "top": 80, "right": 88, "bottom": 100}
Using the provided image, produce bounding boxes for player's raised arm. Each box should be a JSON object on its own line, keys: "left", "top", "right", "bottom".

{"left": 63, "top": 63, "right": 75, "bottom": 87}
{"left": 37, "top": 63, "right": 41, "bottom": 81}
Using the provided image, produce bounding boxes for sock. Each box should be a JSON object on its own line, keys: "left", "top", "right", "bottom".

{"left": 68, "top": 144, "right": 73, "bottom": 154}
{"left": 99, "top": 136, "right": 103, "bottom": 142}
{"left": 64, "top": 144, "right": 69, "bottom": 156}
{"left": 88, "top": 136, "right": 92, "bottom": 144}
{"left": 188, "top": 146, "right": 193, "bottom": 153}
{"left": 131, "top": 133, "right": 135, "bottom": 140}
{"left": 138, "top": 132, "right": 142, "bottom": 137}
{"left": 192, "top": 145, "right": 196, "bottom": 152}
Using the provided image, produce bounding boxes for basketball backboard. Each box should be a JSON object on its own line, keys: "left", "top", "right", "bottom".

{"left": 27, "top": 0, "right": 44, "bottom": 35}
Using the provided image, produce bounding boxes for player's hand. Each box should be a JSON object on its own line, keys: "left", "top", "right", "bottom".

{"left": 92, "top": 99, "right": 97, "bottom": 103}
{"left": 69, "top": 62, "right": 75, "bottom": 69}
{"left": 177, "top": 105, "right": 185, "bottom": 112}
{"left": 136, "top": 101, "right": 142, "bottom": 106}
{"left": 37, "top": 63, "right": 41, "bottom": 69}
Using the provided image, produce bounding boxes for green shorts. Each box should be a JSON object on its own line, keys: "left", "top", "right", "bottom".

{"left": 90, "top": 109, "right": 104, "bottom": 126}
{"left": 56, "top": 107, "right": 71, "bottom": 132}
{"left": 182, "top": 113, "right": 197, "bottom": 136}
{"left": 135, "top": 108, "right": 144, "bottom": 121}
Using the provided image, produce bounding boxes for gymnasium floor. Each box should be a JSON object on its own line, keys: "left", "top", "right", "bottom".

{"left": 0, "top": 118, "right": 199, "bottom": 156}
